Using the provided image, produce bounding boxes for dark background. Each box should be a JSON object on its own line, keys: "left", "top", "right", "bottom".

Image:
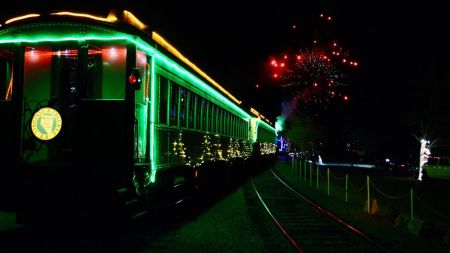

{"left": 2, "top": 0, "right": 449, "bottom": 161}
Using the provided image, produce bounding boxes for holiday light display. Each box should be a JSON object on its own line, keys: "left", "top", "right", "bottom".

{"left": 227, "top": 138, "right": 241, "bottom": 159}
{"left": 199, "top": 134, "right": 213, "bottom": 163}
{"left": 172, "top": 132, "right": 187, "bottom": 163}
{"left": 212, "top": 134, "right": 223, "bottom": 161}
{"left": 418, "top": 139, "right": 431, "bottom": 181}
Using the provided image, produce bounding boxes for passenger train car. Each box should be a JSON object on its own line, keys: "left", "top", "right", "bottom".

{"left": 0, "top": 9, "right": 277, "bottom": 222}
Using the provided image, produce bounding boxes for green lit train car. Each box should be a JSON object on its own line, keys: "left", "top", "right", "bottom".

{"left": 0, "top": 9, "right": 276, "bottom": 222}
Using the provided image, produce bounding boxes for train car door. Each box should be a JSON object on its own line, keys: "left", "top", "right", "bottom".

{"left": 129, "top": 48, "right": 152, "bottom": 193}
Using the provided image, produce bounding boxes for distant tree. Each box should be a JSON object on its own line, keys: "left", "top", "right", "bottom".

{"left": 284, "top": 112, "right": 322, "bottom": 154}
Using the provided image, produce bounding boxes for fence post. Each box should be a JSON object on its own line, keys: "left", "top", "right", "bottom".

{"left": 367, "top": 175, "right": 370, "bottom": 214}
{"left": 316, "top": 165, "right": 319, "bottom": 189}
{"left": 300, "top": 158, "right": 308, "bottom": 180}
{"left": 345, "top": 173, "right": 348, "bottom": 203}
{"left": 327, "top": 168, "right": 330, "bottom": 196}
{"left": 292, "top": 156, "right": 295, "bottom": 172}
{"left": 304, "top": 161, "right": 307, "bottom": 181}
{"left": 309, "top": 162, "right": 312, "bottom": 186}
{"left": 296, "top": 157, "right": 302, "bottom": 177}
{"left": 295, "top": 157, "right": 298, "bottom": 174}
{"left": 411, "top": 188, "right": 414, "bottom": 221}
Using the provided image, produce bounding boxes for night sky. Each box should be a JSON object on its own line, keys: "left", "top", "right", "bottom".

{"left": 2, "top": 1, "right": 450, "bottom": 160}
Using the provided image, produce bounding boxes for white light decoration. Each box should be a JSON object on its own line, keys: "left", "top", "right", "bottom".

{"left": 200, "top": 134, "right": 213, "bottom": 162}
{"left": 212, "top": 134, "right": 223, "bottom": 160}
{"left": 260, "top": 142, "right": 278, "bottom": 155}
{"left": 173, "top": 132, "right": 187, "bottom": 163}
{"left": 418, "top": 138, "right": 431, "bottom": 181}
{"left": 242, "top": 140, "right": 251, "bottom": 157}
{"left": 227, "top": 138, "right": 241, "bottom": 159}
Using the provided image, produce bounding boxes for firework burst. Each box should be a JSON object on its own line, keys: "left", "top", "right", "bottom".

{"left": 270, "top": 43, "right": 357, "bottom": 106}
{"left": 267, "top": 12, "right": 358, "bottom": 114}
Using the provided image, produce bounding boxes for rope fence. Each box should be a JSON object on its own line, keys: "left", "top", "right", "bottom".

{"left": 288, "top": 158, "right": 450, "bottom": 228}
{"left": 348, "top": 178, "right": 366, "bottom": 192}
{"left": 329, "top": 170, "right": 346, "bottom": 180}
{"left": 369, "top": 180, "right": 409, "bottom": 199}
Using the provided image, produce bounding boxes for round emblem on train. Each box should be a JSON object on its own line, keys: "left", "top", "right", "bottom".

{"left": 31, "top": 107, "right": 63, "bottom": 141}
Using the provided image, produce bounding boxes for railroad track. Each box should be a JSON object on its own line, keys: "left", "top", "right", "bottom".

{"left": 248, "top": 168, "right": 392, "bottom": 253}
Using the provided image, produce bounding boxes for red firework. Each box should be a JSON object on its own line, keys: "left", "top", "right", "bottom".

{"left": 267, "top": 12, "right": 358, "bottom": 108}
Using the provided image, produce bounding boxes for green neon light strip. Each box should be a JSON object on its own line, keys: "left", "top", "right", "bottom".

{"left": 257, "top": 119, "right": 277, "bottom": 135}
{"left": 0, "top": 36, "right": 131, "bottom": 44}
{"left": 150, "top": 57, "right": 156, "bottom": 182}
{"left": 0, "top": 32, "right": 251, "bottom": 119}
{"left": 133, "top": 38, "right": 251, "bottom": 120}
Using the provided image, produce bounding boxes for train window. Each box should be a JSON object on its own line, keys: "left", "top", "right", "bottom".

{"left": 229, "top": 115, "right": 233, "bottom": 137}
{"left": 237, "top": 118, "right": 242, "bottom": 138}
{"left": 188, "top": 91, "right": 195, "bottom": 129}
{"left": 215, "top": 107, "right": 219, "bottom": 133}
{"left": 0, "top": 48, "right": 13, "bottom": 101}
{"left": 195, "top": 95, "right": 201, "bottom": 130}
{"left": 239, "top": 119, "right": 242, "bottom": 138}
{"left": 229, "top": 113, "right": 233, "bottom": 136}
{"left": 219, "top": 108, "right": 223, "bottom": 134}
{"left": 24, "top": 46, "right": 55, "bottom": 105}
{"left": 227, "top": 112, "right": 233, "bottom": 136}
{"left": 217, "top": 107, "right": 220, "bottom": 134}
{"left": 22, "top": 44, "right": 126, "bottom": 106}
{"left": 234, "top": 116, "right": 238, "bottom": 137}
{"left": 237, "top": 119, "right": 240, "bottom": 138}
{"left": 221, "top": 111, "right": 225, "bottom": 135}
{"left": 158, "top": 75, "right": 168, "bottom": 125}
{"left": 87, "top": 44, "right": 126, "bottom": 99}
{"left": 84, "top": 46, "right": 102, "bottom": 99}
{"left": 169, "top": 82, "right": 179, "bottom": 126}
{"left": 201, "top": 98, "right": 207, "bottom": 131}
{"left": 240, "top": 120, "right": 243, "bottom": 138}
{"left": 222, "top": 111, "right": 226, "bottom": 135}
{"left": 232, "top": 115, "right": 235, "bottom": 137}
{"left": 136, "top": 50, "right": 149, "bottom": 103}
{"left": 215, "top": 106, "right": 219, "bottom": 133}
{"left": 217, "top": 107, "right": 223, "bottom": 134}
{"left": 210, "top": 103, "right": 215, "bottom": 133}
{"left": 229, "top": 114, "right": 231, "bottom": 135}
{"left": 246, "top": 122, "right": 249, "bottom": 138}
{"left": 224, "top": 112, "right": 229, "bottom": 135}
{"left": 232, "top": 114, "right": 235, "bottom": 136}
{"left": 205, "top": 101, "right": 210, "bottom": 132}
{"left": 238, "top": 119, "right": 241, "bottom": 138}
{"left": 180, "top": 87, "right": 187, "bottom": 128}
{"left": 210, "top": 104, "right": 215, "bottom": 133}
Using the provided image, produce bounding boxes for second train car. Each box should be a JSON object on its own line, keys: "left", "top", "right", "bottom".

{"left": 0, "top": 9, "right": 277, "bottom": 222}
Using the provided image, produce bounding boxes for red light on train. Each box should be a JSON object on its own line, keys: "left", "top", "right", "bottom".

{"left": 128, "top": 75, "right": 137, "bottom": 84}
{"left": 128, "top": 68, "right": 142, "bottom": 90}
